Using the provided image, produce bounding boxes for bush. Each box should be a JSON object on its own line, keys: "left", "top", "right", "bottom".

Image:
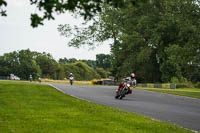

{"left": 176, "top": 83, "right": 193, "bottom": 88}
{"left": 170, "top": 77, "right": 179, "bottom": 83}
{"left": 170, "top": 77, "right": 188, "bottom": 83}
{"left": 63, "top": 61, "right": 101, "bottom": 81}
{"left": 96, "top": 68, "right": 108, "bottom": 78}
{"left": 194, "top": 82, "right": 200, "bottom": 88}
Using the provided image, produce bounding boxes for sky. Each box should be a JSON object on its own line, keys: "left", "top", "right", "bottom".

{"left": 0, "top": 0, "right": 111, "bottom": 61}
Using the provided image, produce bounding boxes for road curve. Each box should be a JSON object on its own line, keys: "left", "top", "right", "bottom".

{"left": 50, "top": 84, "right": 200, "bottom": 131}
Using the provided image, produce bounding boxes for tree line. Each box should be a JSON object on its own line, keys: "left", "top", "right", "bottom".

{"left": 0, "top": 49, "right": 111, "bottom": 80}
{"left": 58, "top": 0, "right": 200, "bottom": 83}
{"left": 1, "top": 0, "right": 199, "bottom": 83}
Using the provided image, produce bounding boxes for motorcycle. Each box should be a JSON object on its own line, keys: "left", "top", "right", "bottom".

{"left": 69, "top": 76, "right": 74, "bottom": 85}
{"left": 115, "top": 80, "right": 132, "bottom": 100}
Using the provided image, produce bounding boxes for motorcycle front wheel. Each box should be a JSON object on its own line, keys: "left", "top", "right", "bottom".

{"left": 119, "top": 90, "right": 127, "bottom": 99}
{"left": 119, "top": 95, "right": 124, "bottom": 99}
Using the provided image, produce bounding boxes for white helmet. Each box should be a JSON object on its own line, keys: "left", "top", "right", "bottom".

{"left": 130, "top": 73, "right": 136, "bottom": 78}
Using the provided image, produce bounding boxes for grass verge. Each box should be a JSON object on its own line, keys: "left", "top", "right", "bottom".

{"left": 41, "top": 79, "right": 92, "bottom": 86}
{"left": 137, "top": 87, "right": 200, "bottom": 99}
{"left": 0, "top": 81, "right": 195, "bottom": 133}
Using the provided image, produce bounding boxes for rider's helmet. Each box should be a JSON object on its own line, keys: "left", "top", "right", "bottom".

{"left": 130, "top": 73, "right": 135, "bottom": 79}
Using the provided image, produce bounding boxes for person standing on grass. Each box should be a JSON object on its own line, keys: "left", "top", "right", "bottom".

{"left": 29, "top": 75, "right": 32, "bottom": 82}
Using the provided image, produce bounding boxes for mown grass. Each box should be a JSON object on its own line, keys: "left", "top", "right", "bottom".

{"left": 41, "top": 79, "right": 92, "bottom": 86}
{"left": 137, "top": 87, "right": 200, "bottom": 99}
{"left": 0, "top": 80, "right": 195, "bottom": 133}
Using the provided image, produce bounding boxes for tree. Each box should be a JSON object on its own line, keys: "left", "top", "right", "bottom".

{"left": 57, "top": 4, "right": 121, "bottom": 48}
{"left": 55, "top": 64, "right": 65, "bottom": 80}
{"left": 0, "top": 49, "right": 42, "bottom": 80}
{"left": 96, "top": 68, "right": 108, "bottom": 78}
{"left": 58, "top": 0, "right": 200, "bottom": 83}
{"left": 0, "top": 49, "right": 67, "bottom": 80}
{"left": 35, "top": 52, "right": 58, "bottom": 79}
{"left": 17, "top": 49, "right": 41, "bottom": 80}
{"left": 59, "top": 58, "right": 77, "bottom": 64}
{"left": 59, "top": 58, "right": 97, "bottom": 69}
{"left": 0, "top": 0, "right": 6, "bottom": 16}
{"left": 63, "top": 61, "right": 100, "bottom": 80}
{"left": 0, "top": 0, "right": 142, "bottom": 27}
{"left": 96, "top": 54, "right": 111, "bottom": 70}
{"left": 80, "top": 59, "right": 96, "bottom": 69}
{"left": 0, "top": 56, "right": 11, "bottom": 76}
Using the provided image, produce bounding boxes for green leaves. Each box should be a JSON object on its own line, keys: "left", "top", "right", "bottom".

{"left": 0, "top": 0, "right": 144, "bottom": 27}
{"left": 96, "top": 54, "right": 111, "bottom": 70}
{"left": 58, "top": 0, "right": 200, "bottom": 82}
{"left": 29, "top": 0, "right": 128, "bottom": 27}
{"left": 0, "top": 50, "right": 64, "bottom": 80}
{"left": 0, "top": 49, "right": 111, "bottom": 80}
{"left": 31, "top": 14, "right": 44, "bottom": 28}
{"left": 0, "top": 0, "right": 7, "bottom": 16}
{"left": 63, "top": 61, "right": 101, "bottom": 80}
{"left": 105, "top": 0, "right": 200, "bottom": 83}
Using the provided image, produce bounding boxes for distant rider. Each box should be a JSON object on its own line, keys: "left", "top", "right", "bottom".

{"left": 68, "top": 73, "right": 74, "bottom": 85}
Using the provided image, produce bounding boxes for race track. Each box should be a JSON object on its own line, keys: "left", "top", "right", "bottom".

{"left": 50, "top": 84, "right": 200, "bottom": 131}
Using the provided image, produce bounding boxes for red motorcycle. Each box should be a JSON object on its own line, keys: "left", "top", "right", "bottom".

{"left": 115, "top": 79, "right": 132, "bottom": 99}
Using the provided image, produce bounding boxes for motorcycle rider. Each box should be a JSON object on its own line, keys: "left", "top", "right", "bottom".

{"left": 68, "top": 73, "right": 74, "bottom": 85}
{"left": 69, "top": 73, "right": 73, "bottom": 78}
{"left": 127, "top": 73, "right": 137, "bottom": 88}
{"left": 117, "top": 73, "right": 137, "bottom": 94}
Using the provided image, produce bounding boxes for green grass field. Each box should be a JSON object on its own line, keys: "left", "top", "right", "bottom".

{"left": 0, "top": 81, "right": 195, "bottom": 133}
{"left": 137, "top": 87, "right": 200, "bottom": 99}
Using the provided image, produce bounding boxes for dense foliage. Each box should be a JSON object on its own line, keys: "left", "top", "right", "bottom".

{"left": 1, "top": 0, "right": 199, "bottom": 83}
{"left": 0, "top": 49, "right": 110, "bottom": 80}
{"left": 63, "top": 61, "right": 100, "bottom": 80}
{"left": 0, "top": 0, "right": 6, "bottom": 16}
{"left": 58, "top": 0, "right": 200, "bottom": 83}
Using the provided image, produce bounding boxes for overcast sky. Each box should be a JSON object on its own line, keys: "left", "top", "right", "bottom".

{"left": 0, "top": 0, "right": 110, "bottom": 61}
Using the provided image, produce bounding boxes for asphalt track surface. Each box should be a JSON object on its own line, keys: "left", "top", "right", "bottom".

{"left": 50, "top": 84, "right": 200, "bottom": 131}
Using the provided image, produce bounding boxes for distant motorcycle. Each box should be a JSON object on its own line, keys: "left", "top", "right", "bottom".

{"left": 115, "top": 79, "right": 132, "bottom": 100}
{"left": 69, "top": 76, "right": 74, "bottom": 85}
